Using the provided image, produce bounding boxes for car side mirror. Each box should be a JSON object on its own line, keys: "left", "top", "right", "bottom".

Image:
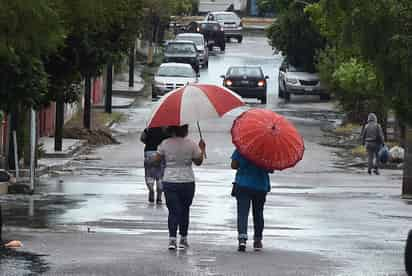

{"left": 220, "top": 75, "right": 225, "bottom": 78}
{"left": 265, "top": 76, "right": 269, "bottom": 79}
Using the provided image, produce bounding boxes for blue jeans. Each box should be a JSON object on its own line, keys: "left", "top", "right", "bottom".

{"left": 163, "top": 182, "right": 195, "bottom": 238}
{"left": 236, "top": 187, "right": 266, "bottom": 241}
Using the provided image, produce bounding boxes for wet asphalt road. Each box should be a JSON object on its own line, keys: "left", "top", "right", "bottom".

{"left": 1, "top": 34, "right": 410, "bottom": 276}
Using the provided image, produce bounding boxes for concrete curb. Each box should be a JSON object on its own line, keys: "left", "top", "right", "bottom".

{"left": 93, "top": 102, "right": 136, "bottom": 109}
{"left": 112, "top": 89, "right": 144, "bottom": 98}
{"left": 42, "top": 140, "right": 88, "bottom": 159}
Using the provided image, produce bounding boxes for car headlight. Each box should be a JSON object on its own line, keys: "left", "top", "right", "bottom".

{"left": 225, "top": 80, "right": 233, "bottom": 86}
{"left": 286, "top": 78, "right": 298, "bottom": 84}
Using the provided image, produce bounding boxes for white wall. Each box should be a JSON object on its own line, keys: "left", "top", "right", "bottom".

{"left": 198, "top": 0, "right": 247, "bottom": 13}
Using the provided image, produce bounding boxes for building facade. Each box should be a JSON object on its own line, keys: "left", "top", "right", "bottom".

{"left": 198, "top": 0, "right": 248, "bottom": 13}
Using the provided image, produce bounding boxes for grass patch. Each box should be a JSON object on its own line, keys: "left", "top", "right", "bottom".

{"left": 351, "top": 145, "right": 367, "bottom": 157}
{"left": 64, "top": 110, "right": 125, "bottom": 130}
{"left": 96, "top": 111, "right": 125, "bottom": 125}
{"left": 335, "top": 123, "right": 358, "bottom": 135}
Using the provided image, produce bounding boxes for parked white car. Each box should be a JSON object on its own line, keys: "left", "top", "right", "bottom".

{"left": 175, "top": 33, "right": 209, "bottom": 68}
{"left": 278, "top": 59, "right": 329, "bottom": 101}
{"left": 152, "top": 63, "right": 198, "bottom": 98}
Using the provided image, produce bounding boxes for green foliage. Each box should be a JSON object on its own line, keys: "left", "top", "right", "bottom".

{"left": 266, "top": 3, "right": 325, "bottom": 71}
{"left": 0, "top": 0, "right": 64, "bottom": 112}
{"left": 332, "top": 58, "right": 379, "bottom": 97}
{"left": 308, "top": 0, "right": 412, "bottom": 126}
{"left": 257, "top": 0, "right": 277, "bottom": 14}
{"left": 141, "top": 0, "right": 194, "bottom": 43}
{"left": 43, "top": 0, "right": 143, "bottom": 106}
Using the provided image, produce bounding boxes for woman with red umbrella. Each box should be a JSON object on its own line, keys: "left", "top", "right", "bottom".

{"left": 231, "top": 108, "right": 304, "bottom": 252}
{"left": 231, "top": 150, "right": 271, "bottom": 252}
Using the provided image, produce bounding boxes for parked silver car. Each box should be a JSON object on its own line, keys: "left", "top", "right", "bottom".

{"left": 152, "top": 63, "right": 198, "bottom": 98}
{"left": 175, "top": 33, "right": 209, "bottom": 68}
{"left": 205, "top": 11, "right": 243, "bottom": 43}
{"left": 278, "top": 60, "right": 329, "bottom": 101}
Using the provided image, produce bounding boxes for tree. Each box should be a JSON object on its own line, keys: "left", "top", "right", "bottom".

{"left": 0, "top": 0, "right": 64, "bottom": 113}
{"left": 307, "top": 0, "right": 412, "bottom": 194}
{"left": 0, "top": 0, "right": 64, "bottom": 168}
{"left": 142, "top": 0, "right": 193, "bottom": 64}
{"left": 56, "top": 0, "right": 143, "bottom": 129}
{"left": 265, "top": 0, "right": 324, "bottom": 71}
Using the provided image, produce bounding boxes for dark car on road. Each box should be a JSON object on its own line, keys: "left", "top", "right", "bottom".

{"left": 221, "top": 66, "right": 268, "bottom": 104}
{"left": 164, "top": 40, "right": 200, "bottom": 74}
{"left": 184, "top": 21, "right": 226, "bottom": 52}
{"left": 205, "top": 11, "right": 243, "bottom": 43}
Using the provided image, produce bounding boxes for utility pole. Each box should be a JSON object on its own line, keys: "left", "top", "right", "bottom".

{"left": 83, "top": 75, "right": 92, "bottom": 129}
{"left": 6, "top": 109, "right": 18, "bottom": 170}
{"left": 29, "top": 108, "right": 36, "bottom": 192}
{"left": 105, "top": 63, "right": 113, "bottom": 114}
{"left": 54, "top": 92, "right": 64, "bottom": 151}
{"left": 402, "top": 127, "right": 412, "bottom": 196}
{"left": 129, "top": 45, "right": 135, "bottom": 88}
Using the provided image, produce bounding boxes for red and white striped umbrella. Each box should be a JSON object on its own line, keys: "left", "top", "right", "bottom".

{"left": 147, "top": 84, "right": 245, "bottom": 128}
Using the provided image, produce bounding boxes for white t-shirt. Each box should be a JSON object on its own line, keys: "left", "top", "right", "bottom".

{"left": 158, "top": 137, "right": 202, "bottom": 183}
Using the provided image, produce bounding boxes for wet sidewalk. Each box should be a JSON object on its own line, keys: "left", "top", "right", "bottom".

{"left": 112, "top": 69, "right": 145, "bottom": 98}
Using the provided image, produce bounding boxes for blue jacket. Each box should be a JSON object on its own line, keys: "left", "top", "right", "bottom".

{"left": 231, "top": 150, "right": 270, "bottom": 192}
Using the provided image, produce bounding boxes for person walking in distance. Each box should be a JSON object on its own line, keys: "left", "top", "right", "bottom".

{"left": 360, "top": 113, "right": 384, "bottom": 175}
{"left": 231, "top": 149, "right": 271, "bottom": 252}
{"left": 153, "top": 125, "right": 206, "bottom": 250}
{"left": 140, "top": 127, "right": 170, "bottom": 204}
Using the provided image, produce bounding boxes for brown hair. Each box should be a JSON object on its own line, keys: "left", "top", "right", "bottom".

{"left": 169, "top": 125, "right": 188, "bottom": 137}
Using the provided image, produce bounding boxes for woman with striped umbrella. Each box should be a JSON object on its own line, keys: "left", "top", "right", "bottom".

{"left": 148, "top": 83, "right": 244, "bottom": 250}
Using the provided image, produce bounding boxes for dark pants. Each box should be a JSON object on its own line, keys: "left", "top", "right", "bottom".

{"left": 163, "top": 182, "right": 195, "bottom": 238}
{"left": 236, "top": 187, "right": 266, "bottom": 241}
{"left": 366, "top": 142, "right": 380, "bottom": 171}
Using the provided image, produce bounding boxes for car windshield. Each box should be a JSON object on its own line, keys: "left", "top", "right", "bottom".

{"left": 228, "top": 67, "right": 262, "bottom": 77}
{"left": 157, "top": 66, "right": 195, "bottom": 78}
{"left": 176, "top": 36, "right": 203, "bottom": 47}
{"left": 215, "top": 13, "right": 238, "bottom": 21}
{"left": 166, "top": 43, "right": 196, "bottom": 54}
{"left": 288, "top": 64, "right": 306, "bottom": 72}
{"left": 200, "top": 23, "right": 220, "bottom": 31}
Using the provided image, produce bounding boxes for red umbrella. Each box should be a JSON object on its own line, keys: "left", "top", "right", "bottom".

{"left": 147, "top": 84, "right": 244, "bottom": 128}
{"left": 231, "top": 108, "right": 304, "bottom": 170}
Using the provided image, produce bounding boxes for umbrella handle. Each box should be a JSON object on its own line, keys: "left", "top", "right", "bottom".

{"left": 197, "top": 121, "right": 207, "bottom": 159}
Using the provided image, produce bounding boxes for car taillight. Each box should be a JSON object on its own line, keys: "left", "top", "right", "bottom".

{"left": 225, "top": 80, "right": 233, "bottom": 86}
{"left": 257, "top": 80, "right": 265, "bottom": 87}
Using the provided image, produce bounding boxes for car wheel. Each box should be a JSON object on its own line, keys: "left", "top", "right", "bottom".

{"left": 237, "top": 36, "right": 242, "bottom": 43}
{"left": 260, "top": 97, "right": 267, "bottom": 104}
{"left": 278, "top": 84, "right": 284, "bottom": 98}
{"left": 208, "top": 44, "right": 213, "bottom": 51}
{"left": 220, "top": 43, "right": 226, "bottom": 52}
{"left": 284, "top": 90, "right": 291, "bottom": 102}
{"left": 320, "top": 93, "right": 330, "bottom": 101}
{"left": 151, "top": 85, "right": 157, "bottom": 99}
{"left": 204, "top": 60, "right": 209, "bottom": 68}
